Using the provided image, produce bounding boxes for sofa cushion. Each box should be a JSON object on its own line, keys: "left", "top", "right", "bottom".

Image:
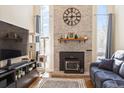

{"left": 98, "top": 59, "right": 114, "bottom": 71}
{"left": 103, "top": 80, "right": 124, "bottom": 88}
{"left": 114, "top": 80, "right": 124, "bottom": 88}
{"left": 94, "top": 71, "right": 123, "bottom": 88}
{"left": 113, "top": 59, "right": 124, "bottom": 74}
{"left": 102, "top": 80, "right": 118, "bottom": 88}
{"left": 114, "top": 50, "right": 124, "bottom": 60}
{"left": 119, "top": 62, "right": 124, "bottom": 78}
{"left": 90, "top": 66, "right": 106, "bottom": 84}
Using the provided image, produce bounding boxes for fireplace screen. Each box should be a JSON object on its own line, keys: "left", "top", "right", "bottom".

{"left": 65, "top": 61, "right": 80, "bottom": 71}
{"left": 60, "top": 52, "right": 84, "bottom": 73}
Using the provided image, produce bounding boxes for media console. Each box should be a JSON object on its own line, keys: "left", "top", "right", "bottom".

{"left": 0, "top": 61, "right": 38, "bottom": 88}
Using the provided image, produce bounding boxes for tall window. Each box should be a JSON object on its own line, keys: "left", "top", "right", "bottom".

{"left": 41, "top": 5, "right": 49, "bottom": 37}
{"left": 40, "top": 5, "right": 50, "bottom": 70}
{"left": 96, "top": 5, "right": 108, "bottom": 59}
{"left": 40, "top": 5, "right": 49, "bottom": 55}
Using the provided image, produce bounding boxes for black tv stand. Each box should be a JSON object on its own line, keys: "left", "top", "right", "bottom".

{"left": 0, "top": 61, "right": 38, "bottom": 88}
{"left": 0, "top": 69, "right": 7, "bottom": 74}
{"left": 4, "top": 61, "right": 29, "bottom": 70}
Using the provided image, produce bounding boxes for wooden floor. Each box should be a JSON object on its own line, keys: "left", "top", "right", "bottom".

{"left": 28, "top": 74, "right": 94, "bottom": 88}
{"left": 84, "top": 77, "right": 94, "bottom": 88}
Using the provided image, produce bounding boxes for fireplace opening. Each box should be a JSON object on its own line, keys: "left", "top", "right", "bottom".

{"left": 60, "top": 52, "right": 84, "bottom": 73}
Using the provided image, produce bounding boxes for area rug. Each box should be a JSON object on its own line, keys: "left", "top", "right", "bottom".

{"left": 39, "top": 78, "right": 86, "bottom": 88}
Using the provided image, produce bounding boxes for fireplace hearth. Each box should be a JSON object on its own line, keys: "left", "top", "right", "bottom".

{"left": 60, "top": 52, "right": 84, "bottom": 73}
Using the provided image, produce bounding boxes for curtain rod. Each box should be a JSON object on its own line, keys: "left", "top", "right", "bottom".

{"left": 94, "top": 13, "right": 114, "bottom": 16}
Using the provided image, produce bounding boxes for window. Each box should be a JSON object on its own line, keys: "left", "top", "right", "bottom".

{"left": 96, "top": 5, "right": 108, "bottom": 59}
{"left": 40, "top": 5, "right": 50, "bottom": 55}
{"left": 40, "top": 5, "right": 50, "bottom": 71}
{"left": 41, "top": 5, "right": 49, "bottom": 37}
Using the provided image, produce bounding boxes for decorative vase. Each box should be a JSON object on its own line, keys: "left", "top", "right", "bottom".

{"left": 69, "top": 33, "right": 74, "bottom": 38}
{"left": 18, "top": 74, "right": 21, "bottom": 79}
{"left": 75, "top": 34, "right": 78, "bottom": 39}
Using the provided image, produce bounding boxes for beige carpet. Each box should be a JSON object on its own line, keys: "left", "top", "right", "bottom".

{"left": 39, "top": 78, "right": 86, "bottom": 88}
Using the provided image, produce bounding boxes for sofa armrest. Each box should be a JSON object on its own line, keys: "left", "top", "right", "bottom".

{"left": 90, "top": 62, "right": 100, "bottom": 67}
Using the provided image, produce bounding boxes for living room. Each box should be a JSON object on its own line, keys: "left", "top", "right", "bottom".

{"left": 0, "top": 2, "right": 124, "bottom": 89}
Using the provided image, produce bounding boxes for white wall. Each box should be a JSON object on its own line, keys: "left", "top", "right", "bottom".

{"left": 0, "top": 5, "right": 34, "bottom": 32}
{"left": 0, "top": 5, "right": 34, "bottom": 67}
{"left": 115, "top": 6, "right": 124, "bottom": 50}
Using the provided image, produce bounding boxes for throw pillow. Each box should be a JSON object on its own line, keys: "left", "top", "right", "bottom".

{"left": 98, "top": 59, "right": 114, "bottom": 71}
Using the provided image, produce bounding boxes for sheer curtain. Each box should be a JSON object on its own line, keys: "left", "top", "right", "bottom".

{"left": 96, "top": 5, "right": 108, "bottom": 60}
{"left": 96, "top": 14, "right": 108, "bottom": 59}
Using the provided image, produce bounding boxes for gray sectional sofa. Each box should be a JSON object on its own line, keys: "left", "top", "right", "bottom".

{"left": 90, "top": 50, "right": 124, "bottom": 88}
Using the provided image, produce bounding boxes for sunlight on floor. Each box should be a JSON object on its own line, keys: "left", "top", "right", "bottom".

{"left": 42, "top": 72, "right": 50, "bottom": 78}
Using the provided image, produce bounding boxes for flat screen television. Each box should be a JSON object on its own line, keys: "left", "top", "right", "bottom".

{"left": 0, "top": 20, "right": 29, "bottom": 61}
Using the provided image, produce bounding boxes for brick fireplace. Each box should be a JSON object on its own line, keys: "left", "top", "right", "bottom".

{"left": 53, "top": 5, "right": 92, "bottom": 73}
{"left": 60, "top": 52, "right": 84, "bottom": 73}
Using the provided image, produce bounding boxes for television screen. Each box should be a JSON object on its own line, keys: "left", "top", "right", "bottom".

{"left": 0, "top": 20, "right": 29, "bottom": 61}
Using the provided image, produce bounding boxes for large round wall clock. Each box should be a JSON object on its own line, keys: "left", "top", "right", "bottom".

{"left": 63, "top": 7, "right": 81, "bottom": 26}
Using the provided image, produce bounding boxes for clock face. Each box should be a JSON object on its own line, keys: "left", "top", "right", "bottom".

{"left": 63, "top": 7, "right": 81, "bottom": 26}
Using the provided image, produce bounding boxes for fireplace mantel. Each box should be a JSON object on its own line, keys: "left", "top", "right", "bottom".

{"left": 58, "top": 38, "right": 88, "bottom": 43}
